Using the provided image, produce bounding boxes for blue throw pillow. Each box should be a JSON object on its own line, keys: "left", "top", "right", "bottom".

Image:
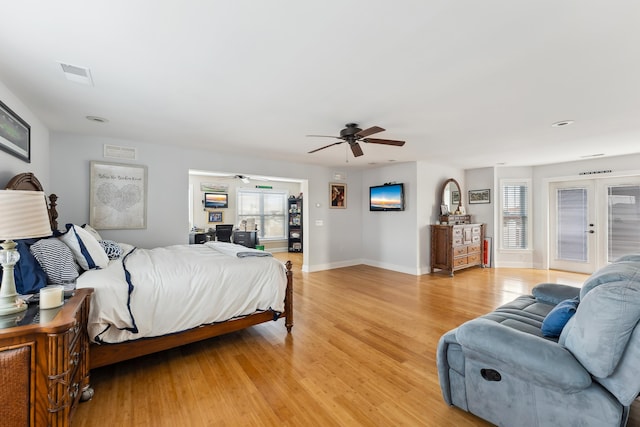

{"left": 541, "top": 297, "right": 579, "bottom": 337}
{"left": 0, "top": 239, "right": 48, "bottom": 294}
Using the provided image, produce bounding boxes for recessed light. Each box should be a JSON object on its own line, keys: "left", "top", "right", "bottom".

{"left": 551, "top": 120, "right": 574, "bottom": 127}
{"left": 86, "top": 116, "right": 109, "bottom": 123}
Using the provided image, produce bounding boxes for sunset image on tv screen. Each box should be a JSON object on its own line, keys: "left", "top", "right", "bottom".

{"left": 370, "top": 186, "right": 402, "bottom": 209}
{"left": 205, "top": 193, "right": 227, "bottom": 208}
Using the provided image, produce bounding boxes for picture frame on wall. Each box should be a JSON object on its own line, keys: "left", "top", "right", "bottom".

{"left": 89, "top": 161, "right": 148, "bottom": 229}
{"left": 208, "top": 211, "right": 223, "bottom": 223}
{"left": 329, "top": 182, "right": 347, "bottom": 209}
{"left": 469, "top": 189, "right": 491, "bottom": 204}
{"left": 0, "top": 99, "right": 31, "bottom": 163}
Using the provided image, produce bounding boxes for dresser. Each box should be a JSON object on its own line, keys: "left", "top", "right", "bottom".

{"left": 431, "top": 223, "right": 485, "bottom": 276}
{"left": 0, "top": 288, "right": 93, "bottom": 427}
{"left": 233, "top": 230, "right": 258, "bottom": 248}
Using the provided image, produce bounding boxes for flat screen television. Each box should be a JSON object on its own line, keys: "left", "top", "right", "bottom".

{"left": 204, "top": 192, "right": 228, "bottom": 208}
{"left": 369, "top": 183, "right": 405, "bottom": 211}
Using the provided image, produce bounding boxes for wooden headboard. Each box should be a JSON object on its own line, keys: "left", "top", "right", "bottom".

{"left": 4, "top": 172, "right": 59, "bottom": 231}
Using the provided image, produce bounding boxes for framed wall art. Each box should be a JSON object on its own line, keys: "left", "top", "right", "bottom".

{"left": 469, "top": 189, "right": 491, "bottom": 204}
{"left": 90, "top": 161, "right": 148, "bottom": 229}
{"left": 208, "top": 211, "right": 223, "bottom": 223}
{"left": 0, "top": 99, "right": 31, "bottom": 163}
{"left": 329, "top": 182, "right": 346, "bottom": 209}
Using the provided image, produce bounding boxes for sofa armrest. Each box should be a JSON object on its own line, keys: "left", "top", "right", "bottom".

{"left": 456, "top": 318, "right": 591, "bottom": 393}
{"left": 532, "top": 283, "right": 580, "bottom": 305}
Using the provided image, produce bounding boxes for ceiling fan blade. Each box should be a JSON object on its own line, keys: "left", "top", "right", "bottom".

{"left": 355, "top": 126, "right": 385, "bottom": 138}
{"left": 363, "top": 138, "right": 406, "bottom": 147}
{"left": 350, "top": 142, "right": 364, "bottom": 157}
{"left": 306, "top": 134, "right": 342, "bottom": 139}
{"left": 308, "top": 141, "right": 344, "bottom": 154}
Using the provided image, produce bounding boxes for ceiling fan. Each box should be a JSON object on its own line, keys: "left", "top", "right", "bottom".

{"left": 307, "top": 123, "right": 406, "bottom": 157}
{"left": 214, "top": 174, "right": 270, "bottom": 183}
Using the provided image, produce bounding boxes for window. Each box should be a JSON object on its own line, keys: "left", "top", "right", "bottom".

{"left": 236, "top": 189, "right": 287, "bottom": 240}
{"left": 501, "top": 180, "right": 530, "bottom": 250}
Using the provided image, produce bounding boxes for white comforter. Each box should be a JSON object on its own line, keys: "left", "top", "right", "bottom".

{"left": 76, "top": 243, "right": 287, "bottom": 344}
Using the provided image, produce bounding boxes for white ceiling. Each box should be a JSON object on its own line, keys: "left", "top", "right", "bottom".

{"left": 2, "top": 1, "right": 640, "bottom": 170}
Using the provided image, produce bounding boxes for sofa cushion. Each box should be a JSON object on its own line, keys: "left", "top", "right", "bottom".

{"left": 564, "top": 282, "right": 640, "bottom": 378}
{"left": 614, "top": 254, "right": 640, "bottom": 263}
{"left": 532, "top": 283, "right": 580, "bottom": 305}
{"left": 541, "top": 298, "right": 579, "bottom": 338}
{"left": 580, "top": 262, "right": 640, "bottom": 300}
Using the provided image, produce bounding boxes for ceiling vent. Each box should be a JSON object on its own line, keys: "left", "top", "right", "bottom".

{"left": 58, "top": 62, "right": 94, "bottom": 86}
{"left": 103, "top": 144, "right": 137, "bottom": 160}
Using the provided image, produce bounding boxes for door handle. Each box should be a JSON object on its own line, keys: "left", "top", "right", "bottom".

{"left": 585, "top": 230, "right": 595, "bottom": 234}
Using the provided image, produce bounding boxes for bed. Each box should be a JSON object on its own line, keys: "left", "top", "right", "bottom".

{"left": 5, "top": 172, "right": 293, "bottom": 369}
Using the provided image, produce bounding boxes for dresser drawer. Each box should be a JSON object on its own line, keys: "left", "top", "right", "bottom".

{"left": 453, "top": 227, "right": 463, "bottom": 237}
{"left": 472, "top": 226, "right": 481, "bottom": 235}
{"left": 467, "top": 253, "right": 481, "bottom": 265}
{"left": 453, "top": 246, "right": 467, "bottom": 256}
{"left": 453, "top": 237, "right": 463, "bottom": 246}
{"left": 453, "top": 256, "right": 468, "bottom": 267}
{"left": 468, "top": 244, "right": 481, "bottom": 254}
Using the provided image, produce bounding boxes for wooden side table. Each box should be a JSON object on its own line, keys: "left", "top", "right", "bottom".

{"left": 0, "top": 288, "right": 93, "bottom": 427}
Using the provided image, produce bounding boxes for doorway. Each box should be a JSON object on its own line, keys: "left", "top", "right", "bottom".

{"left": 549, "top": 176, "right": 640, "bottom": 273}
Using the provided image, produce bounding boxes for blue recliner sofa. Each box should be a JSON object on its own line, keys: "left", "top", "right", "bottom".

{"left": 437, "top": 256, "right": 640, "bottom": 427}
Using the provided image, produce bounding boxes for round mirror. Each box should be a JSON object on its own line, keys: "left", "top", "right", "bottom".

{"left": 441, "top": 178, "right": 462, "bottom": 214}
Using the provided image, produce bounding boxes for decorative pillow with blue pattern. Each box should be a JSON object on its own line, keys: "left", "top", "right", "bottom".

{"left": 100, "top": 240, "right": 123, "bottom": 260}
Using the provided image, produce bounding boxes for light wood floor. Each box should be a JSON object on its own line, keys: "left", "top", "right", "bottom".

{"left": 74, "top": 254, "right": 640, "bottom": 426}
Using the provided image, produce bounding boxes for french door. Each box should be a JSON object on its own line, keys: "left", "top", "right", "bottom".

{"left": 549, "top": 176, "right": 640, "bottom": 273}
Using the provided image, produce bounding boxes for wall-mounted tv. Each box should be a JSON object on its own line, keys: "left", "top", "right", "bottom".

{"left": 204, "top": 192, "right": 228, "bottom": 208}
{"left": 369, "top": 183, "right": 405, "bottom": 211}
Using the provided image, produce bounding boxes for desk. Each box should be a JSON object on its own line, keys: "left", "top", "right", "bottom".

{"left": 233, "top": 231, "right": 258, "bottom": 248}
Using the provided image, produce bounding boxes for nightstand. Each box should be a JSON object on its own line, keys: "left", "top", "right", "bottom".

{"left": 0, "top": 288, "right": 93, "bottom": 427}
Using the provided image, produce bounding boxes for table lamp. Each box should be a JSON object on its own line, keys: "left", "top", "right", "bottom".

{"left": 0, "top": 190, "right": 52, "bottom": 315}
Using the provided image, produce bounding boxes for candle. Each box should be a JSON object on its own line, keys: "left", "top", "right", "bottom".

{"left": 40, "top": 285, "right": 64, "bottom": 309}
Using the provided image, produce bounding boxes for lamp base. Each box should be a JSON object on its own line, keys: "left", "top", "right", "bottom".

{"left": 0, "top": 295, "right": 27, "bottom": 316}
{"left": 0, "top": 239, "right": 27, "bottom": 316}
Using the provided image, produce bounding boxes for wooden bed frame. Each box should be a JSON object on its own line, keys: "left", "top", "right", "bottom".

{"left": 5, "top": 172, "right": 293, "bottom": 369}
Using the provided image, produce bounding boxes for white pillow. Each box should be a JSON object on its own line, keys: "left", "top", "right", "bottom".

{"left": 82, "top": 223, "right": 103, "bottom": 241}
{"left": 59, "top": 224, "right": 109, "bottom": 270}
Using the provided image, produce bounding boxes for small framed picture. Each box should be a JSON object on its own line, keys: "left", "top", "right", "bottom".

{"left": 469, "top": 189, "right": 490, "bottom": 204}
{"left": 208, "top": 211, "right": 223, "bottom": 223}
{"left": 329, "top": 183, "right": 347, "bottom": 209}
{"left": 440, "top": 204, "right": 449, "bottom": 215}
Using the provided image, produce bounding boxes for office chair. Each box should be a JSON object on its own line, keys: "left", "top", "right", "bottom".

{"left": 215, "top": 224, "right": 234, "bottom": 243}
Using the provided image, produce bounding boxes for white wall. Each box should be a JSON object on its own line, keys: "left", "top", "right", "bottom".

{"left": 359, "top": 161, "right": 464, "bottom": 275}
{"left": 0, "top": 80, "right": 50, "bottom": 187}
{"left": 49, "top": 132, "right": 365, "bottom": 272}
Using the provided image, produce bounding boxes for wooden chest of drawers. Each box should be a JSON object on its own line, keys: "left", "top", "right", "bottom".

{"left": 0, "top": 288, "right": 93, "bottom": 427}
{"left": 431, "top": 224, "right": 485, "bottom": 276}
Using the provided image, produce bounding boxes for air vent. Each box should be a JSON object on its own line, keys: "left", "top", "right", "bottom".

{"left": 58, "top": 62, "right": 94, "bottom": 86}
{"left": 103, "top": 144, "right": 137, "bottom": 160}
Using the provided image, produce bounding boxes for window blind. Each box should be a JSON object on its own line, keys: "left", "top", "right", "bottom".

{"left": 502, "top": 183, "right": 528, "bottom": 249}
{"left": 237, "top": 189, "right": 287, "bottom": 240}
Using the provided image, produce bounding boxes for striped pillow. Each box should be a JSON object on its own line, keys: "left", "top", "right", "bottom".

{"left": 30, "top": 238, "right": 79, "bottom": 285}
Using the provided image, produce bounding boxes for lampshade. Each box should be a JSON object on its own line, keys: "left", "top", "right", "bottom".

{"left": 0, "top": 190, "right": 52, "bottom": 240}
